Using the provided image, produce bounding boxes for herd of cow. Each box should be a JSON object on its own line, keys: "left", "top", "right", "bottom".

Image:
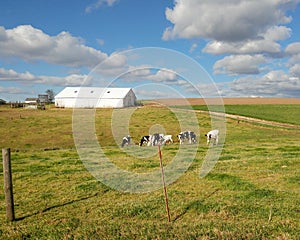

{"left": 121, "top": 129, "right": 219, "bottom": 147}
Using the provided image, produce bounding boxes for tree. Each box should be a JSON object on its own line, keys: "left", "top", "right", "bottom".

{"left": 45, "top": 89, "right": 55, "bottom": 103}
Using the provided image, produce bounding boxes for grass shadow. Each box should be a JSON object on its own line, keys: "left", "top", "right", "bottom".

{"left": 15, "top": 191, "right": 102, "bottom": 221}
{"left": 173, "top": 188, "right": 220, "bottom": 222}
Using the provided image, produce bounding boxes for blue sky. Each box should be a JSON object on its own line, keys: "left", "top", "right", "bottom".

{"left": 0, "top": 0, "right": 300, "bottom": 101}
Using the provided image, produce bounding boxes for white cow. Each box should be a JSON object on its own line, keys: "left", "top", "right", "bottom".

{"left": 205, "top": 129, "right": 219, "bottom": 146}
{"left": 161, "top": 135, "right": 173, "bottom": 145}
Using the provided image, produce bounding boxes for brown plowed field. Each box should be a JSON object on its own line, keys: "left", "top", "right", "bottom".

{"left": 155, "top": 98, "right": 300, "bottom": 105}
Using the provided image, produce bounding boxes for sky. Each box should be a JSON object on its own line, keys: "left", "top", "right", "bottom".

{"left": 0, "top": 0, "right": 300, "bottom": 102}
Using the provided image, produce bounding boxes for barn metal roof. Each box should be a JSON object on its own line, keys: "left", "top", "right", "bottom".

{"left": 55, "top": 87, "right": 133, "bottom": 99}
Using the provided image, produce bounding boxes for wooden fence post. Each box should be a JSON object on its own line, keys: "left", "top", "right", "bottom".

{"left": 2, "top": 148, "right": 15, "bottom": 221}
{"left": 158, "top": 144, "right": 171, "bottom": 222}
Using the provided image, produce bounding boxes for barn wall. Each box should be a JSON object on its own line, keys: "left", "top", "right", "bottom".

{"left": 55, "top": 98, "right": 124, "bottom": 108}
{"left": 55, "top": 98, "right": 76, "bottom": 108}
{"left": 123, "top": 90, "right": 137, "bottom": 107}
{"left": 55, "top": 98, "right": 99, "bottom": 108}
{"left": 96, "top": 99, "right": 123, "bottom": 108}
{"left": 55, "top": 88, "right": 137, "bottom": 108}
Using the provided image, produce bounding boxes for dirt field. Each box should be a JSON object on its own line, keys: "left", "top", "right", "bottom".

{"left": 155, "top": 98, "right": 300, "bottom": 105}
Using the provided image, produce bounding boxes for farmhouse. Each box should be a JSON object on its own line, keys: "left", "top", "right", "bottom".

{"left": 55, "top": 87, "right": 137, "bottom": 108}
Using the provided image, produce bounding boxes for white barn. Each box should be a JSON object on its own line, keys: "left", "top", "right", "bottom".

{"left": 55, "top": 87, "right": 137, "bottom": 108}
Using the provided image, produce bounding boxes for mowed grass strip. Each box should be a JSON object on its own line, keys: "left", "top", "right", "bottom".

{"left": 0, "top": 104, "right": 299, "bottom": 239}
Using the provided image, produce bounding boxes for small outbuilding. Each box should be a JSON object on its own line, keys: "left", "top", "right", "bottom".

{"left": 24, "top": 98, "right": 39, "bottom": 109}
{"left": 24, "top": 97, "right": 46, "bottom": 109}
{"left": 0, "top": 99, "right": 6, "bottom": 105}
{"left": 38, "top": 94, "right": 49, "bottom": 103}
{"left": 25, "top": 98, "right": 39, "bottom": 105}
{"left": 54, "top": 87, "right": 137, "bottom": 108}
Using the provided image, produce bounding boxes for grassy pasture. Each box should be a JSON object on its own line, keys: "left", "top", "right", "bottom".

{"left": 0, "top": 104, "right": 299, "bottom": 239}
{"left": 190, "top": 104, "right": 300, "bottom": 125}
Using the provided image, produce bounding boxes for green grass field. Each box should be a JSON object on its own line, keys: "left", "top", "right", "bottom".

{"left": 190, "top": 104, "right": 300, "bottom": 125}
{"left": 0, "top": 104, "right": 299, "bottom": 239}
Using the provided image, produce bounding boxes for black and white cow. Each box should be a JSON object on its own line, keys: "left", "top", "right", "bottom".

{"left": 177, "top": 131, "right": 197, "bottom": 144}
{"left": 139, "top": 135, "right": 150, "bottom": 146}
{"left": 149, "top": 133, "right": 164, "bottom": 146}
{"left": 121, "top": 135, "right": 131, "bottom": 147}
{"left": 205, "top": 129, "right": 219, "bottom": 146}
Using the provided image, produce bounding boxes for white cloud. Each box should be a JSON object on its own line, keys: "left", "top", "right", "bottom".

{"left": 0, "top": 25, "right": 108, "bottom": 68}
{"left": 0, "top": 67, "right": 89, "bottom": 86}
{"left": 185, "top": 82, "right": 225, "bottom": 98}
{"left": 203, "top": 39, "right": 282, "bottom": 55}
{"left": 290, "top": 64, "right": 300, "bottom": 77}
{"left": 228, "top": 70, "right": 300, "bottom": 97}
{"left": 0, "top": 68, "right": 36, "bottom": 81}
{"left": 147, "top": 68, "right": 178, "bottom": 82}
{"left": 0, "top": 86, "right": 26, "bottom": 94}
{"left": 123, "top": 66, "right": 152, "bottom": 81}
{"left": 162, "top": 0, "right": 300, "bottom": 97}
{"left": 214, "top": 54, "right": 267, "bottom": 75}
{"left": 0, "top": 26, "right": 8, "bottom": 41}
{"left": 90, "top": 52, "right": 129, "bottom": 77}
{"left": 164, "top": 0, "right": 297, "bottom": 61}
{"left": 122, "top": 67, "right": 186, "bottom": 87}
{"left": 163, "top": 0, "right": 297, "bottom": 42}
{"left": 85, "top": 0, "right": 118, "bottom": 13}
{"left": 285, "top": 42, "right": 300, "bottom": 54}
{"left": 284, "top": 42, "right": 300, "bottom": 80}
{"left": 203, "top": 26, "right": 292, "bottom": 55}
{"left": 285, "top": 42, "right": 300, "bottom": 64}
{"left": 264, "top": 26, "right": 292, "bottom": 41}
